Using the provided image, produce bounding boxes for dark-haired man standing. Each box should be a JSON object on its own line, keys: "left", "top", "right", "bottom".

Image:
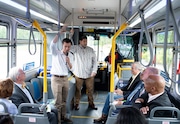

{"left": 50, "top": 28, "right": 73, "bottom": 124}
{"left": 71, "top": 35, "right": 98, "bottom": 110}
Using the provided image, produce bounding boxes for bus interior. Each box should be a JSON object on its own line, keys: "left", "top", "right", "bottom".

{"left": 0, "top": 0, "right": 180, "bottom": 124}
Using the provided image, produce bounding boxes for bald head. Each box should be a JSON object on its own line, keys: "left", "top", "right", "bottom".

{"left": 144, "top": 74, "right": 165, "bottom": 95}
{"left": 140, "top": 67, "right": 159, "bottom": 81}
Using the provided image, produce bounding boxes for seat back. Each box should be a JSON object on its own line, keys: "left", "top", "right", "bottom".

{"left": 25, "top": 82, "right": 35, "bottom": 98}
{"left": 0, "top": 102, "right": 8, "bottom": 113}
{"left": 14, "top": 103, "right": 49, "bottom": 124}
{"left": 30, "top": 78, "right": 42, "bottom": 101}
{"left": 106, "top": 105, "right": 132, "bottom": 124}
{"left": 147, "top": 106, "right": 180, "bottom": 124}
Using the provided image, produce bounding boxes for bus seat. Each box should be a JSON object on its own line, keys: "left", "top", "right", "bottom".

{"left": 14, "top": 103, "right": 49, "bottom": 124}
{"left": 106, "top": 105, "right": 132, "bottom": 124}
{"left": 26, "top": 82, "right": 35, "bottom": 98}
{"left": 30, "top": 78, "right": 42, "bottom": 101}
{"left": 0, "top": 102, "right": 8, "bottom": 113}
{"left": 147, "top": 106, "right": 180, "bottom": 124}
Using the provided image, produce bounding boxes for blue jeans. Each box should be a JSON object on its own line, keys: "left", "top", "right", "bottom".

{"left": 102, "top": 92, "right": 123, "bottom": 116}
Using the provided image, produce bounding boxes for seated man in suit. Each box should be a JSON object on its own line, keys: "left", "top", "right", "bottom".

{"left": 110, "top": 67, "right": 160, "bottom": 116}
{"left": 9, "top": 67, "right": 58, "bottom": 124}
{"left": 134, "top": 74, "right": 172, "bottom": 117}
{"left": 94, "top": 62, "right": 142, "bottom": 123}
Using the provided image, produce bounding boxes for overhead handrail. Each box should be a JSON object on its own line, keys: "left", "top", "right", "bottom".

{"left": 32, "top": 20, "right": 48, "bottom": 104}
{"left": 28, "top": 24, "right": 37, "bottom": 55}
{"left": 138, "top": 9, "right": 154, "bottom": 67}
{"left": 163, "top": 0, "right": 180, "bottom": 83}
{"left": 14, "top": 18, "right": 37, "bottom": 55}
{"left": 26, "top": 0, "right": 37, "bottom": 55}
{"left": 57, "top": 0, "right": 61, "bottom": 30}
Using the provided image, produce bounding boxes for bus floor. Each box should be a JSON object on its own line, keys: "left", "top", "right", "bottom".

{"left": 69, "top": 91, "right": 108, "bottom": 124}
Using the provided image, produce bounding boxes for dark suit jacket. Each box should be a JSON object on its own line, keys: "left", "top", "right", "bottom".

{"left": 9, "top": 84, "right": 40, "bottom": 113}
{"left": 121, "top": 73, "right": 141, "bottom": 99}
{"left": 134, "top": 92, "right": 172, "bottom": 117}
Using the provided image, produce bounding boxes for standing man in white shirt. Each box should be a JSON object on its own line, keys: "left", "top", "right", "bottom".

{"left": 50, "top": 28, "right": 73, "bottom": 123}
{"left": 70, "top": 35, "right": 98, "bottom": 110}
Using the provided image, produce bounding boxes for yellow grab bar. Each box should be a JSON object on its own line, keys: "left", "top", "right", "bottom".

{"left": 32, "top": 20, "right": 47, "bottom": 93}
{"left": 110, "top": 23, "right": 128, "bottom": 92}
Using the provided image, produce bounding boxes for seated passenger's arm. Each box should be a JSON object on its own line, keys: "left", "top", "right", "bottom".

{"left": 115, "top": 89, "right": 123, "bottom": 95}
{"left": 10, "top": 95, "right": 40, "bottom": 113}
{"left": 140, "top": 106, "right": 149, "bottom": 115}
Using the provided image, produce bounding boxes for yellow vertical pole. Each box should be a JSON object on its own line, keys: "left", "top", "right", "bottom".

{"left": 32, "top": 20, "right": 47, "bottom": 94}
{"left": 110, "top": 23, "right": 128, "bottom": 92}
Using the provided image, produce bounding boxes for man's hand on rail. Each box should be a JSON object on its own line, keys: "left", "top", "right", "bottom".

{"left": 140, "top": 106, "right": 149, "bottom": 115}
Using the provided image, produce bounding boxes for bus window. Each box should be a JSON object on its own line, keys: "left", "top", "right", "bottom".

{"left": 0, "top": 25, "right": 7, "bottom": 38}
{"left": 87, "top": 35, "right": 111, "bottom": 62}
{"left": 141, "top": 46, "right": 150, "bottom": 65}
{"left": 0, "top": 24, "right": 8, "bottom": 78}
{"left": 155, "top": 47, "right": 173, "bottom": 76}
{"left": 116, "top": 36, "right": 133, "bottom": 59}
{"left": 0, "top": 44, "right": 8, "bottom": 78}
{"left": 16, "top": 28, "right": 42, "bottom": 70}
{"left": 156, "top": 31, "right": 174, "bottom": 78}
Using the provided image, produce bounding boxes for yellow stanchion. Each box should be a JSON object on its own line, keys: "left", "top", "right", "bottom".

{"left": 110, "top": 23, "right": 128, "bottom": 92}
{"left": 32, "top": 20, "right": 47, "bottom": 93}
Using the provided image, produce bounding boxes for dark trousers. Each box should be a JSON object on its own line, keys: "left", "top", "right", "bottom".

{"left": 47, "top": 108, "right": 58, "bottom": 124}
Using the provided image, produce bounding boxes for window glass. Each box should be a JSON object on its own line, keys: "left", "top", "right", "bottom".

{"left": 156, "top": 30, "right": 174, "bottom": 44}
{"left": 0, "top": 25, "right": 8, "bottom": 78}
{"left": 16, "top": 28, "right": 42, "bottom": 71}
{"left": 17, "top": 28, "right": 41, "bottom": 40}
{"left": 156, "top": 47, "right": 173, "bottom": 77}
{"left": 0, "top": 25, "right": 7, "bottom": 39}
{"left": 141, "top": 46, "right": 151, "bottom": 65}
{"left": 116, "top": 36, "right": 133, "bottom": 58}
{"left": 87, "top": 35, "right": 112, "bottom": 62}
{"left": 87, "top": 35, "right": 133, "bottom": 62}
{"left": 0, "top": 44, "right": 8, "bottom": 78}
{"left": 16, "top": 44, "right": 41, "bottom": 70}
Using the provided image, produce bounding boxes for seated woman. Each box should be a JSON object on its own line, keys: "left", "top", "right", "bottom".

{"left": 0, "top": 78, "right": 18, "bottom": 115}
{"left": 0, "top": 113, "right": 13, "bottom": 124}
{"left": 115, "top": 106, "right": 147, "bottom": 124}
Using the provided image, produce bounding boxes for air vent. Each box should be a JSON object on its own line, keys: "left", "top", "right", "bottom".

{"left": 78, "top": 16, "right": 114, "bottom": 19}
{"left": 83, "top": 21, "right": 110, "bottom": 24}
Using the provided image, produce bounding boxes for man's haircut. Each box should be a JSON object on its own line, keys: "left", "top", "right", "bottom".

{"left": 62, "top": 38, "right": 72, "bottom": 45}
{"left": 80, "top": 35, "right": 87, "bottom": 41}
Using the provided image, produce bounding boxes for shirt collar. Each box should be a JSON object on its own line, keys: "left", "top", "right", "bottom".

{"left": 14, "top": 82, "right": 22, "bottom": 88}
{"left": 148, "top": 92, "right": 164, "bottom": 103}
{"left": 132, "top": 72, "right": 140, "bottom": 79}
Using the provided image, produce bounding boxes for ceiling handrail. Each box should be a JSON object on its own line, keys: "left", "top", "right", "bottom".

{"left": 163, "top": 0, "right": 180, "bottom": 83}
{"left": 138, "top": 9, "right": 154, "bottom": 67}
{"left": 28, "top": 24, "right": 37, "bottom": 55}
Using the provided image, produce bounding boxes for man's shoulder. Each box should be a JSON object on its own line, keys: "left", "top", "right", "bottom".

{"left": 86, "top": 46, "right": 94, "bottom": 51}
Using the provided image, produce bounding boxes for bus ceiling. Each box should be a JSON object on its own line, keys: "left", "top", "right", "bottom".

{"left": 0, "top": 0, "right": 179, "bottom": 32}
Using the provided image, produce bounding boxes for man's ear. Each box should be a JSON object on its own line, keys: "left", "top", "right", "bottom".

{"left": 151, "top": 87, "right": 156, "bottom": 91}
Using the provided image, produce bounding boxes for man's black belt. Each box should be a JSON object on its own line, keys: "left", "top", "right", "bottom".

{"left": 53, "top": 75, "right": 67, "bottom": 78}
